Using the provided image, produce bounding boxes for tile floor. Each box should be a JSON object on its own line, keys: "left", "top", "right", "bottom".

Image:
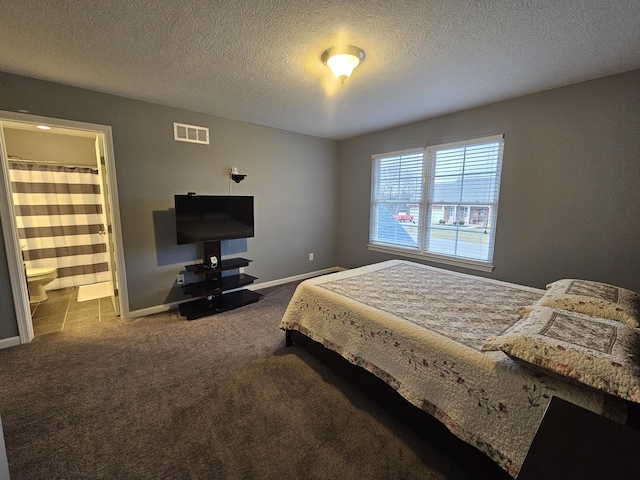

{"left": 29, "top": 287, "right": 117, "bottom": 336}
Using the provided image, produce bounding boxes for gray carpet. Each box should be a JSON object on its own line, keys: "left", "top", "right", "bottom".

{"left": 0, "top": 283, "right": 504, "bottom": 479}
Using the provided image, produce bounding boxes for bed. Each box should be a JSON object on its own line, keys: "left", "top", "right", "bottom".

{"left": 279, "top": 260, "right": 640, "bottom": 477}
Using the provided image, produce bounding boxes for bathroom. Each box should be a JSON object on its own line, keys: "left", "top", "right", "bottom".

{"left": 1, "top": 121, "right": 119, "bottom": 336}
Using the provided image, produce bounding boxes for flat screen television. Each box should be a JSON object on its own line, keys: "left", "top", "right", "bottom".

{"left": 175, "top": 195, "right": 254, "bottom": 244}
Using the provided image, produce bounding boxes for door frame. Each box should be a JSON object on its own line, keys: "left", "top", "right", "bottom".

{"left": 95, "top": 135, "right": 121, "bottom": 316}
{"left": 0, "top": 111, "right": 129, "bottom": 343}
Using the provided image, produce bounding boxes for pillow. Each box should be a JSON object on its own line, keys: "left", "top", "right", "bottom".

{"left": 533, "top": 279, "right": 640, "bottom": 328}
{"left": 482, "top": 306, "right": 640, "bottom": 403}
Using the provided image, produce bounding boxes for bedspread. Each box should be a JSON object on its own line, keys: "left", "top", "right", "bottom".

{"left": 279, "top": 260, "right": 627, "bottom": 477}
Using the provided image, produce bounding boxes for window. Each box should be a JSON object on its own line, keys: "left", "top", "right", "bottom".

{"left": 369, "top": 135, "right": 504, "bottom": 271}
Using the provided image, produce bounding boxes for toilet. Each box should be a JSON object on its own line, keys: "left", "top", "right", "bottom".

{"left": 26, "top": 267, "right": 58, "bottom": 303}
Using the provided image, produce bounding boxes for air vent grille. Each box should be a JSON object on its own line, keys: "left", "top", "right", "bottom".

{"left": 173, "top": 122, "right": 210, "bottom": 145}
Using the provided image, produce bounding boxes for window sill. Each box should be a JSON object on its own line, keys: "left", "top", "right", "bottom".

{"left": 367, "top": 244, "right": 495, "bottom": 273}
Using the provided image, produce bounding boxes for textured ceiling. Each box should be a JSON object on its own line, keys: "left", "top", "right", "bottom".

{"left": 0, "top": 0, "right": 639, "bottom": 140}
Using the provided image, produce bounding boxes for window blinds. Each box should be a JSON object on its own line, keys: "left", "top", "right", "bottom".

{"left": 369, "top": 135, "right": 504, "bottom": 268}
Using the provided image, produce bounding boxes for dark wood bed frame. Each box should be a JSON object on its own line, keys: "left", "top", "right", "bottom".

{"left": 284, "top": 329, "right": 640, "bottom": 479}
{"left": 284, "top": 329, "right": 513, "bottom": 479}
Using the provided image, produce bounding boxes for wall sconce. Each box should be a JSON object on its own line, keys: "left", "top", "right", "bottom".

{"left": 321, "top": 46, "right": 365, "bottom": 83}
{"left": 230, "top": 166, "right": 246, "bottom": 183}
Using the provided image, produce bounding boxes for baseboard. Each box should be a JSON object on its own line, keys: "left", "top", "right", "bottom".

{"left": 124, "top": 266, "right": 345, "bottom": 319}
{"left": 247, "top": 266, "right": 345, "bottom": 291}
{"left": 0, "top": 336, "right": 21, "bottom": 350}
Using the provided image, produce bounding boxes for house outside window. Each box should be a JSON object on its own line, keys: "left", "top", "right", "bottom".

{"left": 369, "top": 135, "right": 504, "bottom": 272}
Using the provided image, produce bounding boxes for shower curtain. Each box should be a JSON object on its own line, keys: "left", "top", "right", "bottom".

{"left": 9, "top": 161, "right": 110, "bottom": 290}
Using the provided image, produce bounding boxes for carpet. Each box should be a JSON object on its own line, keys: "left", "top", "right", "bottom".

{"left": 77, "top": 281, "right": 112, "bottom": 302}
{"left": 0, "top": 282, "right": 507, "bottom": 480}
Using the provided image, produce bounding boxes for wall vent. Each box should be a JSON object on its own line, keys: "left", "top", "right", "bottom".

{"left": 173, "top": 122, "right": 210, "bottom": 145}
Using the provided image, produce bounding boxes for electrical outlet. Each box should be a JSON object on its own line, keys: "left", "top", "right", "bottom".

{"left": 177, "top": 273, "right": 185, "bottom": 284}
{"left": 309, "top": 253, "right": 314, "bottom": 261}
{"left": 239, "top": 267, "right": 245, "bottom": 274}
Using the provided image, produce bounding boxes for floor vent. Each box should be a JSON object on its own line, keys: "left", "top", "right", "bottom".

{"left": 173, "top": 122, "right": 210, "bottom": 145}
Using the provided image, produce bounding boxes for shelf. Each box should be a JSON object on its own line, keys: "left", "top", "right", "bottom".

{"left": 179, "top": 251, "right": 258, "bottom": 320}
{"left": 182, "top": 274, "right": 258, "bottom": 297}
{"left": 179, "top": 289, "right": 262, "bottom": 320}
{"left": 185, "top": 257, "right": 252, "bottom": 275}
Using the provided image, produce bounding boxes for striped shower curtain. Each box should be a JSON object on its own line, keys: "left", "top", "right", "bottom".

{"left": 9, "top": 161, "right": 110, "bottom": 290}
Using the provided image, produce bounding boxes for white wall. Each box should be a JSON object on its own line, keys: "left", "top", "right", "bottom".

{"left": 3, "top": 128, "right": 97, "bottom": 165}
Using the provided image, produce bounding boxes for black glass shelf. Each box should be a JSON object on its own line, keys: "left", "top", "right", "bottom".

{"left": 185, "top": 257, "right": 252, "bottom": 275}
{"left": 182, "top": 274, "right": 257, "bottom": 297}
{"left": 178, "top": 289, "right": 262, "bottom": 320}
{"left": 179, "top": 254, "right": 259, "bottom": 320}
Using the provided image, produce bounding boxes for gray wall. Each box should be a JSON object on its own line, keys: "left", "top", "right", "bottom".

{"left": 336, "top": 69, "right": 640, "bottom": 293}
{"left": 0, "top": 71, "right": 337, "bottom": 337}
{"left": 0, "top": 230, "right": 18, "bottom": 339}
{"left": 1, "top": 68, "right": 639, "bottom": 341}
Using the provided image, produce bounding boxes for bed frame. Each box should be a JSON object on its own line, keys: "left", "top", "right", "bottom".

{"left": 284, "top": 329, "right": 513, "bottom": 479}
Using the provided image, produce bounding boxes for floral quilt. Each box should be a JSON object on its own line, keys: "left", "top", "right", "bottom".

{"left": 279, "top": 260, "right": 627, "bottom": 477}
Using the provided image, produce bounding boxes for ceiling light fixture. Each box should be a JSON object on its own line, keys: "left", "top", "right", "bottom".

{"left": 36, "top": 125, "right": 51, "bottom": 130}
{"left": 321, "top": 46, "right": 365, "bottom": 83}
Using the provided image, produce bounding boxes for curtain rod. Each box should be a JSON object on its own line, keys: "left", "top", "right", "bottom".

{"left": 7, "top": 156, "right": 98, "bottom": 170}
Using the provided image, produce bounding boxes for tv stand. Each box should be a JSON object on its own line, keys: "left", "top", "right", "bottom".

{"left": 178, "top": 241, "right": 261, "bottom": 320}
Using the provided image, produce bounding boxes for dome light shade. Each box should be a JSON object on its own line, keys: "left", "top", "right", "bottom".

{"left": 322, "top": 46, "right": 365, "bottom": 82}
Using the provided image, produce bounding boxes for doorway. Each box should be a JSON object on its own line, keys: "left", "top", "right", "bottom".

{"left": 0, "top": 111, "right": 127, "bottom": 343}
